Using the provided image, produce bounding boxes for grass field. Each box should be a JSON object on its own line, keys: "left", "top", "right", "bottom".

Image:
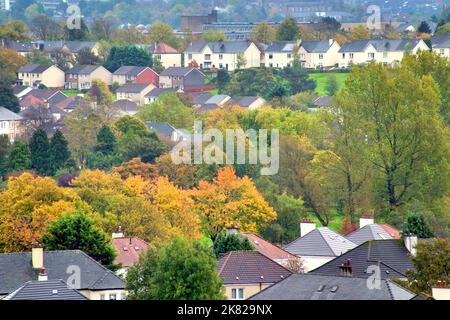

{"left": 63, "top": 90, "right": 81, "bottom": 97}
{"left": 307, "top": 213, "right": 344, "bottom": 232}
{"left": 308, "top": 73, "right": 349, "bottom": 96}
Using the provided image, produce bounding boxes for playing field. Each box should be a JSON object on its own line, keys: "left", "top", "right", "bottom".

{"left": 308, "top": 72, "right": 349, "bottom": 96}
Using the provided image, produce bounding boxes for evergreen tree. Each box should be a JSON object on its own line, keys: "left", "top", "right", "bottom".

{"left": 50, "top": 130, "right": 71, "bottom": 173}
{"left": 403, "top": 212, "right": 435, "bottom": 238}
{"left": 0, "top": 82, "right": 21, "bottom": 113}
{"left": 0, "top": 135, "right": 10, "bottom": 176}
{"left": 95, "top": 125, "right": 116, "bottom": 154}
{"left": 325, "top": 74, "right": 339, "bottom": 96}
{"left": 216, "top": 69, "right": 230, "bottom": 92}
{"left": 29, "top": 128, "right": 51, "bottom": 175}
{"left": 7, "top": 141, "right": 31, "bottom": 172}
{"left": 213, "top": 233, "right": 254, "bottom": 258}
{"left": 417, "top": 21, "right": 432, "bottom": 34}
{"left": 276, "top": 17, "right": 300, "bottom": 41}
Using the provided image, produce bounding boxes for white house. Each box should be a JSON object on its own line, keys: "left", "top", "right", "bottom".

{"left": 0, "top": 107, "right": 23, "bottom": 142}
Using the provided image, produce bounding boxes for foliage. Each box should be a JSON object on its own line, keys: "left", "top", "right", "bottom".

{"left": 6, "top": 141, "right": 31, "bottom": 173}
{"left": 276, "top": 17, "right": 299, "bottom": 41}
{"left": 0, "top": 81, "right": 21, "bottom": 113}
{"left": 50, "top": 130, "right": 72, "bottom": 174}
{"left": 202, "top": 29, "right": 225, "bottom": 42}
{"left": 113, "top": 157, "right": 158, "bottom": 181}
{"left": 403, "top": 212, "right": 435, "bottom": 238}
{"left": 104, "top": 45, "right": 153, "bottom": 72}
{"left": 29, "top": 128, "right": 52, "bottom": 176}
{"left": 250, "top": 21, "right": 276, "bottom": 44}
{"left": 95, "top": 125, "right": 116, "bottom": 154}
{"left": 325, "top": 74, "right": 339, "bottom": 95}
{"left": 213, "top": 232, "right": 254, "bottom": 258}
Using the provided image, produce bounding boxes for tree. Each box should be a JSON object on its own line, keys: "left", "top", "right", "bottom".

{"left": 276, "top": 17, "right": 300, "bottom": 41}
{"left": 88, "top": 79, "right": 112, "bottom": 105}
{"left": 104, "top": 45, "right": 152, "bottom": 72}
{"left": 0, "top": 134, "right": 9, "bottom": 176}
{"left": 250, "top": 22, "right": 276, "bottom": 44}
{"left": 0, "top": 81, "right": 20, "bottom": 112}
{"left": 113, "top": 157, "right": 158, "bottom": 181}
{"left": 29, "top": 128, "right": 52, "bottom": 176}
{"left": 27, "top": 49, "right": 53, "bottom": 66}
{"left": 91, "top": 17, "right": 118, "bottom": 41}
{"left": 50, "top": 130, "right": 72, "bottom": 174}
{"left": 64, "top": 18, "right": 89, "bottom": 41}
{"left": 435, "top": 22, "right": 450, "bottom": 35}
{"left": 417, "top": 21, "right": 432, "bottom": 34}
{"left": 0, "top": 20, "right": 29, "bottom": 43}
{"left": 42, "top": 210, "right": 117, "bottom": 267}
{"left": 215, "top": 68, "right": 230, "bottom": 92}
{"left": 30, "top": 14, "right": 62, "bottom": 40}
{"left": 348, "top": 25, "right": 370, "bottom": 40}
{"left": 202, "top": 29, "right": 225, "bottom": 42}
{"left": 6, "top": 141, "right": 31, "bottom": 172}
{"left": 191, "top": 167, "right": 276, "bottom": 240}
{"left": 406, "top": 238, "right": 450, "bottom": 294}
{"left": 126, "top": 237, "right": 224, "bottom": 300}
{"left": 0, "top": 48, "right": 27, "bottom": 82}
{"left": 95, "top": 125, "right": 116, "bottom": 154}
{"left": 147, "top": 22, "right": 181, "bottom": 50}
{"left": 137, "top": 92, "right": 195, "bottom": 129}
{"left": 403, "top": 212, "right": 435, "bottom": 238}
{"left": 236, "top": 53, "right": 247, "bottom": 69}
{"left": 275, "top": 65, "right": 316, "bottom": 94}
{"left": 213, "top": 232, "right": 253, "bottom": 258}
{"left": 325, "top": 74, "right": 339, "bottom": 95}
{"left": 76, "top": 47, "right": 99, "bottom": 65}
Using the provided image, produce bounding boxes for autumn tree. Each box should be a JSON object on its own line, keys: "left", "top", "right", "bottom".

{"left": 0, "top": 48, "right": 27, "bottom": 82}
{"left": 88, "top": 79, "right": 113, "bottom": 105}
{"left": 202, "top": 29, "right": 225, "bottom": 42}
{"left": 191, "top": 167, "right": 276, "bottom": 240}
{"left": 276, "top": 17, "right": 300, "bottom": 41}
{"left": 250, "top": 21, "right": 276, "bottom": 44}
{"left": 147, "top": 22, "right": 181, "bottom": 50}
{"left": 348, "top": 25, "right": 370, "bottom": 40}
{"left": 113, "top": 157, "right": 158, "bottom": 181}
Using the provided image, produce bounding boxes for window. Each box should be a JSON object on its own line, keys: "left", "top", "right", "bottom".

{"left": 109, "top": 294, "right": 117, "bottom": 300}
{"left": 204, "top": 54, "right": 211, "bottom": 60}
{"left": 269, "top": 54, "right": 273, "bottom": 59}
{"left": 318, "top": 54, "right": 324, "bottom": 59}
{"left": 368, "top": 52, "right": 375, "bottom": 59}
{"left": 287, "top": 53, "right": 292, "bottom": 58}
{"left": 440, "top": 49, "right": 445, "bottom": 56}
{"left": 342, "top": 53, "right": 346, "bottom": 59}
{"left": 231, "top": 288, "right": 244, "bottom": 300}
{"left": 349, "top": 53, "right": 354, "bottom": 59}
{"left": 100, "top": 294, "right": 105, "bottom": 300}
{"left": 300, "top": 53, "right": 305, "bottom": 60}
{"left": 219, "top": 54, "right": 223, "bottom": 60}
{"left": 383, "top": 52, "right": 388, "bottom": 59}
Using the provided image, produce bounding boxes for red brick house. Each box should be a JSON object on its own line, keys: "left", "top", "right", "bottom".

{"left": 112, "top": 66, "right": 159, "bottom": 87}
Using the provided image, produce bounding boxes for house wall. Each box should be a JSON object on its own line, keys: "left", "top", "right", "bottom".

{"left": 0, "top": 120, "right": 22, "bottom": 143}
{"left": 247, "top": 98, "right": 266, "bottom": 110}
{"left": 432, "top": 287, "right": 450, "bottom": 300}
{"left": 116, "top": 84, "right": 154, "bottom": 105}
{"left": 300, "top": 256, "right": 335, "bottom": 273}
{"left": 433, "top": 47, "right": 450, "bottom": 59}
{"left": 112, "top": 74, "right": 131, "bottom": 86}
{"left": 265, "top": 52, "right": 293, "bottom": 68}
{"left": 223, "top": 283, "right": 273, "bottom": 300}
{"left": 156, "top": 53, "right": 183, "bottom": 68}
{"left": 89, "top": 66, "right": 113, "bottom": 86}
{"left": 41, "top": 65, "right": 65, "bottom": 88}
{"left": 79, "top": 289, "right": 127, "bottom": 300}
{"left": 135, "top": 69, "right": 159, "bottom": 87}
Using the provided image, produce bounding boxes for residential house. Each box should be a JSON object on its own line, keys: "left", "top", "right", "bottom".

{"left": 345, "top": 214, "right": 401, "bottom": 245}
{"left": 338, "top": 39, "right": 429, "bottom": 68}
{"left": 149, "top": 42, "right": 183, "bottom": 68}
{"left": 3, "top": 276, "right": 88, "bottom": 300}
{"left": 3, "top": 40, "right": 34, "bottom": 57}
{"left": 65, "top": 65, "right": 113, "bottom": 90}
{"left": 19, "top": 89, "right": 68, "bottom": 110}
{"left": 217, "top": 251, "right": 292, "bottom": 300}
{"left": 431, "top": 35, "right": 450, "bottom": 60}
{"left": 144, "top": 88, "right": 179, "bottom": 104}
{"left": 145, "top": 121, "right": 186, "bottom": 142}
{"left": 249, "top": 274, "right": 417, "bottom": 300}
{"left": 298, "top": 39, "right": 341, "bottom": 69}
{"left": 0, "top": 247, "right": 126, "bottom": 300}
{"left": 113, "top": 99, "right": 139, "bottom": 116}
{"left": 184, "top": 40, "right": 262, "bottom": 71}
{"left": 36, "top": 40, "right": 99, "bottom": 57}
{"left": 264, "top": 42, "right": 297, "bottom": 68}
{"left": 12, "top": 85, "right": 33, "bottom": 99}
{"left": 312, "top": 96, "right": 332, "bottom": 109}
{"left": 311, "top": 237, "right": 416, "bottom": 280}
{"left": 159, "top": 67, "right": 210, "bottom": 91}
{"left": 112, "top": 66, "right": 159, "bottom": 87}
{"left": 17, "top": 64, "right": 65, "bottom": 88}
{"left": 283, "top": 219, "right": 356, "bottom": 272}
{"left": 432, "top": 282, "right": 450, "bottom": 300}
{"left": 228, "top": 96, "right": 266, "bottom": 110}
{"left": 0, "top": 107, "right": 23, "bottom": 142}
{"left": 111, "top": 231, "right": 148, "bottom": 277}
{"left": 116, "top": 83, "right": 155, "bottom": 105}
{"left": 53, "top": 96, "right": 84, "bottom": 113}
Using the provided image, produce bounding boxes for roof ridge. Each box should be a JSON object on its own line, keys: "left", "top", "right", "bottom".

{"left": 318, "top": 227, "right": 340, "bottom": 256}
{"left": 217, "top": 251, "right": 232, "bottom": 276}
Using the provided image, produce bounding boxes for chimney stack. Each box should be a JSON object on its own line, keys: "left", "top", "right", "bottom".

{"left": 300, "top": 218, "right": 316, "bottom": 237}
{"left": 226, "top": 224, "right": 239, "bottom": 236}
{"left": 38, "top": 267, "right": 48, "bottom": 281}
{"left": 403, "top": 233, "right": 418, "bottom": 256}
{"left": 359, "top": 213, "right": 374, "bottom": 229}
{"left": 329, "top": 39, "right": 333, "bottom": 46}
{"left": 112, "top": 226, "right": 124, "bottom": 239}
{"left": 32, "top": 243, "right": 43, "bottom": 269}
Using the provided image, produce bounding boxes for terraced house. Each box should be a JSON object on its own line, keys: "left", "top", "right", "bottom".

{"left": 17, "top": 64, "right": 65, "bottom": 88}
{"left": 184, "top": 40, "right": 262, "bottom": 71}
{"left": 298, "top": 39, "right": 341, "bottom": 69}
{"left": 65, "top": 65, "right": 113, "bottom": 90}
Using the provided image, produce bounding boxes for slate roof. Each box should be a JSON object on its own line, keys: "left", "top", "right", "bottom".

{"left": 284, "top": 227, "right": 356, "bottom": 257}
{"left": 3, "top": 279, "right": 89, "bottom": 300}
{"left": 4, "top": 40, "right": 33, "bottom": 52}
{"left": 240, "top": 233, "right": 298, "bottom": 262}
{"left": 0, "top": 250, "right": 125, "bottom": 295}
{"left": 301, "top": 40, "right": 334, "bottom": 53}
{"left": 113, "top": 66, "right": 148, "bottom": 76}
{"left": 145, "top": 88, "right": 177, "bottom": 98}
{"left": 0, "top": 107, "right": 22, "bottom": 121}
{"left": 67, "top": 65, "right": 101, "bottom": 75}
{"left": 249, "top": 274, "right": 416, "bottom": 300}
{"left": 346, "top": 224, "right": 397, "bottom": 245}
{"left": 185, "top": 41, "right": 254, "bottom": 53}
{"left": 116, "top": 83, "right": 152, "bottom": 93}
{"left": 18, "top": 64, "right": 52, "bottom": 73}
{"left": 54, "top": 96, "right": 84, "bottom": 111}
{"left": 12, "top": 85, "right": 31, "bottom": 95}
{"left": 38, "top": 41, "right": 96, "bottom": 53}
{"left": 265, "top": 42, "right": 296, "bottom": 53}
{"left": 145, "top": 121, "right": 177, "bottom": 136}
{"left": 432, "top": 35, "right": 450, "bottom": 48}
{"left": 229, "top": 96, "right": 263, "bottom": 108}
{"left": 217, "top": 251, "right": 292, "bottom": 285}
{"left": 196, "top": 103, "right": 221, "bottom": 114}
{"left": 339, "top": 39, "right": 424, "bottom": 53}
{"left": 314, "top": 96, "right": 332, "bottom": 107}
{"left": 113, "top": 99, "right": 139, "bottom": 112}
{"left": 311, "top": 239, "right": 415, "bottom": 279}
{"left": 160, "top": 67, "right": 204, "bottom": 77}
{"left": 205, "top": 94, "right": 230, "bottom": 105}
{"left": 148, "top": 42, "right": 178, "bottom": 54}
{"left": 112, "top": 237, "right": 148, "bottom": 268}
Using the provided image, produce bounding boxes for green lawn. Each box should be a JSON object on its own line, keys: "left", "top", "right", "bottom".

{"left": 63, "top": 90, "right": 81, "bottom": 97}
{"left": 308, "top": 73, "right": 349, "bottom": 96}
{"left": 307, "top": 213, "right": 344, "bottom": 233}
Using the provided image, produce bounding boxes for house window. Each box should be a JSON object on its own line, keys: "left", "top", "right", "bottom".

{"left": 349, "top": 53, "right": 354, "bottom": 59}
{"left": 383, "top": 52, "right": 388, "bottom": 59}
{"left": 368, "top": 52, "right": 375, "bottom": 59}
{"left": 204, "top": 54, "right": 211, "bottom": 60}
{"left": 342, "top": 53, "right": 346, "bottom": 59}
{"left": 300, "top": 53, "right": 305, "bottom": 60}
{"left": 269, "top": 53, "right": 273, "bottom": 59}
{"left": 269, "top": 63, "right": 273, "bottom": 67}
{"left": 109, "top": 294, "right": 117, "bottom": 300}
{"left": 287, "top": 53, "right": 292, "bottom": 58}
{"left": 188, "top": 54, "right": 192, "bottom": 59}
{"left": 100, "top": 294, "right": 105, "bottom": 300}
{"left": 231, "top": 288, "right": 244, "bottom": 300}
{"left": 440, "top": 49, "right": 445, "bottom": 56}
{"left": 319, "top": 54, "right": 324, "bottom": 59}
{"left": 219, "top": 54, "right": 223, "bottom": 60}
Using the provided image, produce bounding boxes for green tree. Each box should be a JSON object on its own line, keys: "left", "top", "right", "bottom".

{"left": 126, "top": 237, "right": 224, "bottom": 300}
{"left": 88, "top": 79, "right": 112, "bottom": 105}
{"left": 6, "top": 141, "right": 31, "bottom": 172}
{"left": 276, "top": 17, "right": 300, "bottom": 41}
{"left": 213, "top": 232, "right": 254, "bottom": 258}
{"left": 435, "top": 22, "right": 450, "bottom": 35}
{"left": 42, "top": 210, "right": 117, "bottom": 267}
{"left": 95, "top": 125, "right": 116, "bottom": 154}
{"left": 406, "top": 238, "right": 450, "bottom": 294}
{"left": 104, "top": 45, "right": 153, "bottom": 72}
{"left": 202, "top": 29, "right": 225, "bottom": 42}
{"left": 0, "top": 134, "right": 9, "bottom": 176}
{"left": 215, "top": 69, "right": 230, "bottom": 92}
{"left": 0, "top": 82, "right": 20, "bottom": 113}
{"left": 50, "top": 130, "right": 71, "bottom": 174}
{"left": 250, "top": 21, "right": 276, "bottom": 44}
{"left": 325, "top": 74, "right": 339, "bottom": 95}
{"left": 29, "top": 128, "right": 52, "bottom": 175}
{"left": 403, "top": 212, "right": 435, "bottom": 238}
{"left": 147, "top": 22, "right": 181, "bottom": 50}
{"left": 64, "top": 18, "right": 89, "bottom": 41}
{"left": 417, "top": 21, "right": 432, "bottom": 34}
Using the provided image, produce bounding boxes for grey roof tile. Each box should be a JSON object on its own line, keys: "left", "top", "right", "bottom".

{"left": 301, "top": 40, "right": 333, "bottom": 53}
{"left": 346, "top": 224, "right": 394, "bottom": 245}
{"left": 4, "top": 279, "right": 89, "bottom": 300}
{"left": 0, "top": 107, "right": 22, "bottom": 120}
{"left": 18, "top": 64, "right": 51, "bottom": 73}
